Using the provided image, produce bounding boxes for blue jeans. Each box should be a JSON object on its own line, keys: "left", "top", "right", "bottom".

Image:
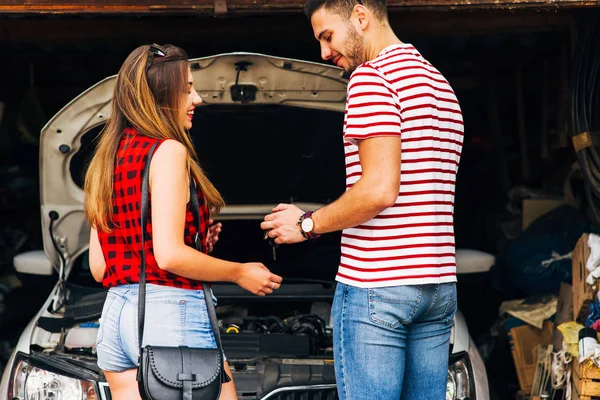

{"left": 332, "top": 282, "right": 457, "bottom": 400}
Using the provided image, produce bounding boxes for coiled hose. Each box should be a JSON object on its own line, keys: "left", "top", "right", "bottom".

{"left": 572, "top": 14, "right": 600, "bottom": 223}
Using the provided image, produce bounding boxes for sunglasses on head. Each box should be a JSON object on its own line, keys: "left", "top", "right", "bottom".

{"left": 145, "top": 44, "right": 166, "bottom": 74}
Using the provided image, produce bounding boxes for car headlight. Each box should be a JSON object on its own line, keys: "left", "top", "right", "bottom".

{"left": 446, "top": 353, "right": 472, "bottom": 400}
{"left": 10, "top": 354, "right": 99, "bottom": 400}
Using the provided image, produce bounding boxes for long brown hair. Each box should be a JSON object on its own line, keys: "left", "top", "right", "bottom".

{"left": 84, "top": 44, "right": 224, "bottom": 232}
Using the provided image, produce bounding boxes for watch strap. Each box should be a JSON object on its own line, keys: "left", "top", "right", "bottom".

{"left": 298, "top": 210, "right": 321, "bottom": 240}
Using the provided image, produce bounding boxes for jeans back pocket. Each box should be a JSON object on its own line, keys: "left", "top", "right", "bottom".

{"left": 368, "top": 286, "right": 423, "bottom": 329}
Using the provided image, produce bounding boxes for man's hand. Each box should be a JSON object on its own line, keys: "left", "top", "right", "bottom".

{"left": 206, "top": 219, "right": 222, "bottom": 253}
{"left": 261, "top": 204, "right": 306, "bottom": 244}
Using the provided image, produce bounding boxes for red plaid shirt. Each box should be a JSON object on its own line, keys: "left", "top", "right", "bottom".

{"left": 98, "top": 128, "right": 209, "bottom": 290}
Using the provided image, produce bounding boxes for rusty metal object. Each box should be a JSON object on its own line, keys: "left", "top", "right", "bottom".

{"left": 0, "top": 0, "right": 597, "bottom": 14}
{"left": 214, "top": 0, "right": 227, "bottom": 15}
{"left": 573, "top": 132, "right": 594, "bottom": 153}
{"left": 387, "top": 0, "right": 600, "bottom": 9}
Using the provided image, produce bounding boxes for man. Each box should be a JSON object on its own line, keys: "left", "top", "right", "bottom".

{"left": 261, "top": 1, "right": 464, "bottom": 399}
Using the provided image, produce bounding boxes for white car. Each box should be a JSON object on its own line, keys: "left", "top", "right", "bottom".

{"left": 0, "top": 52, "right": 489, "bottom": 400}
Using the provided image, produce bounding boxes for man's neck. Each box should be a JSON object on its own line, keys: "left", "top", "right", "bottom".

{"left": 365, "top": 25, "right": 403, "bottom": 61}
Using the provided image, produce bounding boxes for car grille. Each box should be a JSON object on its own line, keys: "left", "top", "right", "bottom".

{"left": 99, "top": 382, "right": 338, "bottom": 400}
{"left": 261, "top": 385, "right": 338, "bottom": 400}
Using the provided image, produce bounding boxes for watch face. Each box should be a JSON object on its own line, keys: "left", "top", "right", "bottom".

{"left": 301, "top": 218, "right": 314, "bottom": 233}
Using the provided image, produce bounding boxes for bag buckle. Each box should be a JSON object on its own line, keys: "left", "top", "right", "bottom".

{"left": 177, "top": 373, "right": 197, "bottom": 381}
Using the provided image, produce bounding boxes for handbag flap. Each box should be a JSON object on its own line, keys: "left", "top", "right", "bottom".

{"left": 146, "top": 346, "right": 222, "bottom": 389}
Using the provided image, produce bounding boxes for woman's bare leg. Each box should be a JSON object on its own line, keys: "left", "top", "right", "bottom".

{"left": 219, "top": 361, "right": 238, "bottom": 400}
{"left": 104, "top": 369, "right": 142, "bottom": 400}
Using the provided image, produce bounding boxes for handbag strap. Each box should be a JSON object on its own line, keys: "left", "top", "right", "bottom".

{"left": 137, "top": 141, "right": 223, "bottom": 353}
{"left": 188, "top": 181, "right": 224, "bottom": 351}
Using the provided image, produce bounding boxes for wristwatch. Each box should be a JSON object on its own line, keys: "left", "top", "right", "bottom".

{"left": 298, "top": 211, "right": 321, "bottom": 240}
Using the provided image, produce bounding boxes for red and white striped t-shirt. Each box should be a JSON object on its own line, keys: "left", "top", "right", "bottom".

{"left": 338, "top": 43, "right": 464, "bottom": 288}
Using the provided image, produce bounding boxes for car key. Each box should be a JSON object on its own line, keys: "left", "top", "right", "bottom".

{"left": 263, "top": 230, "right": 279, "bottom": 261}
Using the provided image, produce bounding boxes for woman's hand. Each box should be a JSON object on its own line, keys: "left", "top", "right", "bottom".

{"left": 206, "top": 219, "right": 222, "bottom": 253}
{"left": 235, "top": 263, "right": 283, "bottom": 296}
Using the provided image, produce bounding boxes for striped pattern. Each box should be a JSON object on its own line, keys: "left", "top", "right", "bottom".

{"left": 339, "top": 44, "right": 464, "bottom": 288}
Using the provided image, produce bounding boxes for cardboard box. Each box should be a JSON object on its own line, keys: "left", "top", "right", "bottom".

{"left": 505, "top": 317, "right": 554, "bottom": 394}
{"left": 572, "top": 233, "right": 596, "bottom": 322}
{"left": 573, "top": 358, "right": 600, "bottom": 399}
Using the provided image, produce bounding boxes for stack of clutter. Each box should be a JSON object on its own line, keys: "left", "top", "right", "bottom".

{"left": 500, "top": 295, "right": 557, "bottom": 396}
{"left": 558, "top": 233, "right": 600, "bottom": 400}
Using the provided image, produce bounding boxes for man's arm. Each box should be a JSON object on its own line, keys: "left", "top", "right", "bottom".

{"left": 262, "top": 135, "right": 401, "bottom": 244}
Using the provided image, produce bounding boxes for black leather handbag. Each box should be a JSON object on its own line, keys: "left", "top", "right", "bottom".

{"left": 136, "top": 142, "right": 230, "bottom": 400}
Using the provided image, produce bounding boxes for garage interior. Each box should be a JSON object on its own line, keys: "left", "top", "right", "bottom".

{"left": 1, "top": 1, "right": 599, "bottom": 399}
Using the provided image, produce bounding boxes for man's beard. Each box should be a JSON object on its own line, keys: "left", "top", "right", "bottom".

{"left": 343, "top": 23, "right": 365, "bottom": 74}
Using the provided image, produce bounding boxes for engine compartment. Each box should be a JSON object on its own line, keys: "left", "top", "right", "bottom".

{"left": 37, "top": 280, "right": 336, "bottom": 363}
{"left": 217, "top": 299, "right": 333, "bottom": 359}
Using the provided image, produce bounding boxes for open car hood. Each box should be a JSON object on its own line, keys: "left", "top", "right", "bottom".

{"left": 39, "top": 52, "right": 348, "bottom": 276}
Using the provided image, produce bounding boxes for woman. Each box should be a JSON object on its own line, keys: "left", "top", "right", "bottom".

{"left": 84, "top": 44, "right": 283, "bottom": 400}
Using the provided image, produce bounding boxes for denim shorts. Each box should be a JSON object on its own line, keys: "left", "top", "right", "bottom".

{"left": 96, "top": 283, "right": 222, "bottom": 372}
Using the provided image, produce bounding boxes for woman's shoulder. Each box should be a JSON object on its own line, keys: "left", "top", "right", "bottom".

{"left": 154, "top": 139, "right": 187, "bottom": 158}
{"left": 150, "top": 139, "right": 188, "bottom": 174}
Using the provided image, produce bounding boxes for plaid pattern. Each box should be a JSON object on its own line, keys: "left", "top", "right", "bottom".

{"left": 98, "top": 127, "right": 209, "bottom": 290}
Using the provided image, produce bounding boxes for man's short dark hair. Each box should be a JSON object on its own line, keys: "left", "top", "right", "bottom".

{"left": 304, "top": 0, "right": 388, "bottom": 21}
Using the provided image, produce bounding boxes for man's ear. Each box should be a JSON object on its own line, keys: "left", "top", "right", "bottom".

{"left": 353, "top": 4, "right": 369, "bottom": 31}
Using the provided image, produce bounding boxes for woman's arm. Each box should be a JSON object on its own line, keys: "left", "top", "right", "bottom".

{"left": 88, "top": 226, "right": 106, "bottom": 282}
{"left": 150, "top": 140, "right": 281, "bottom": 296}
